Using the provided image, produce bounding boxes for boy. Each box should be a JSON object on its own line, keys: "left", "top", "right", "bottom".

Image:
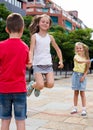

{"left": 0, "top": 13, "right": 29, "bottom": 130}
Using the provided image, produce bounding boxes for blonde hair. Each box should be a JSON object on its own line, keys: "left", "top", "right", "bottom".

{"left": 75, "top": 42, "right": 90, "bottom": 60}
{"left": 29, "top": 14, "right": 52, "bottom": 35}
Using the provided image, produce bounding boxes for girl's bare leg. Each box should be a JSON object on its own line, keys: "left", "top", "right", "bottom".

{"left": 33, "top": 73, "right": 45, "bottom": 90}
{"left": 28, "top": 72, "right": 54, "bottom": 97}
{"left": 44, "top": 72, "right": 54, "bottom": 88}
{"left": 74, "top": 90, "right": 79, "bottom": 106}
{"left": 33, "top": 72, "right": 54, "bottom": 90}
{"left": 80, "top": 91, "right": 87, "bottom": 116}
{"left": 80, "top": 91, "right": 86, "bottom": 107}
{"left": 71, "top": 90, "right": 79, "bottom": 114}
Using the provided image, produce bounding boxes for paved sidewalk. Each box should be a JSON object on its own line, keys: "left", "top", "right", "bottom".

{"left": 0, "top": 74, "right": 93, "bottom": 130}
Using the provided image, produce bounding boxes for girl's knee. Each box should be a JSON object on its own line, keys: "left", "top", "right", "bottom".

{"left": 36, "top": 83, "right": 44, "bottom": 90}
{"left": 75, "top": 90, "right": 79, "bottom": 95}
{"left": 80, "top": 91, "right": 85, "bottom": 97}
{"left": 47, "top": 82, "right": 54, "bottom": 88}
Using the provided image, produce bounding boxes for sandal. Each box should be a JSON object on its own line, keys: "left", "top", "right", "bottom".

{"left": 81, "top": 110, "right": 87, "bottom": 116}
{"left": 34, "top": 89, "right": 40, "bottom": 97}
{"left": 71, "top": 108, "right": 77, "bottom": 114}
{"left": 27, "top": 81, "right": 34, "bottom": 96}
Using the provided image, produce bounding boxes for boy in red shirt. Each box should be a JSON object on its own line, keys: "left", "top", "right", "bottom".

{"left": 0, "top": 13, "right": 29, "bottom": 130}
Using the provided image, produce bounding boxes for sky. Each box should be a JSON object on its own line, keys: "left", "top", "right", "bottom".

{"left": 52, "top": 0, "right": 93, "bottom": 29}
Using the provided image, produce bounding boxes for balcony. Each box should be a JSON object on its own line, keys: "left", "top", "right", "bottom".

{"left": 26, "top": 1, "right": 45, "bottom": 8}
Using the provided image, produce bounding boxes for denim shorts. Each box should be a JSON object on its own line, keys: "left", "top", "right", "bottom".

{"left": 33, "top": 65, "right": 53, "bottom": 74}
{"left": 0, "top": 93, "right": 27, "bottom": 120}
{"left": 72, "top": 72, "right": 86, "bottom": 91}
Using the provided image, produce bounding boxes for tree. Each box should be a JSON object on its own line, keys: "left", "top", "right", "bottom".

{"left": 49, "top": 25, "right": 65, "bottom": 33}
{"left": 49, "top": 25, "right": 66, "bottom": 62}
{"left": 0, "top": 4, "right": 32, "bottom": 46}
{"left": 68, "top": 28, "right": 93, "bottom": 45}
{"left": 22, "top": 28, "right": 30, "bottom": 47}
{"left": 0, "top": 4, "right": 11, "bottom": 40}
{"left": 22, "top": 16, "right": 33, "bottom": 46}
{"left": 0, "top": 3, "right": 10, "bottom": 20}
{"left": 23, "top": 15, "right": 33, "bottom": 28}
{"left": 49, "top": 26, "right": 93, "bottom": 70}
{"left": 0, "top": 20, "right": 9, "bottom": 40}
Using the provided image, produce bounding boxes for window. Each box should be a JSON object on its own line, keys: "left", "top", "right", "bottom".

{"left": 8, "top": 0, "right": 12, "bottom": 3}
{"left": 51, "top": 16, "right": 58, "bottom": 25}
{"left": 42, "top": 8, "right": 48, "bottom": 12}
{"left": 15, "top": 0, "right": 21, "bottom": 8}
{"left": 11, "top": 0, "right": 15, "bottom": 5}
{"left": 64, "top": 20, "right": 72, "bottom": 30}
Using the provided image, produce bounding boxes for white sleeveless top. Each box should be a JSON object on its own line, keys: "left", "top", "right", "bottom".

{"left": 33, "top": 33, "right": 52, "bottom": 65}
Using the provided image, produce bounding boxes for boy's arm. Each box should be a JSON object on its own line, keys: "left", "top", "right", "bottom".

{"left": 50, "top": 35, "right": 64, "bottom": 68}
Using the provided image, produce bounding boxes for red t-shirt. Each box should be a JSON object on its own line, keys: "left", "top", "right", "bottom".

{"left": 0, "top": 38, "right": 29, "bottom": 93}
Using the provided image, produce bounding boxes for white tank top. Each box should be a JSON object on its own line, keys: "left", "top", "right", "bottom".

{"left": 33, "top": 33, "right": 52, "bottom": 65}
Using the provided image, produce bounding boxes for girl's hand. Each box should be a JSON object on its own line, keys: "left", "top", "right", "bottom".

{"left": 58, "top": 61, "right": 64, "bottom": 69}
{"left": 26, "top": 62, "right": 32, "bottom": 69}
{"left": 27, "top": 59, "right": 33, "bottom": 69}
{"left": 86, "top": 60, "right": 91, "bottom": 63}
{"left": 80, "top": 76, "right": 85, "bottom": 82}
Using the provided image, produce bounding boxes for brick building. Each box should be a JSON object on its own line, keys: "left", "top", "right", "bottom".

{"left": 25, "top": 0, "right": 87, "bottom": 32}
{"left": 0, "top": 0, "right": 87, "bottom": 31}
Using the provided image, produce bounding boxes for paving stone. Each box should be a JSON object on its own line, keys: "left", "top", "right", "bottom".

{"left": 0, "top": 74, "right": 93, "bottom": 130}
{"left": 84, "top": 126, "right": 93, "bottom": 130}
{"left": 44, "top": 121, "right": 84, "bottom": 130}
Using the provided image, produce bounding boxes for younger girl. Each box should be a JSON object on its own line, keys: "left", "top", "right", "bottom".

{"left": 71, "top": 42, "right": 90, "bottom": 116}
{"left": 27, "top": 14, "right": 64, "bottom": 97}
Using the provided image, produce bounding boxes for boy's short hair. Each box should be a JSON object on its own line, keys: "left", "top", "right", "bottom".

{"left": 6, "top": 13, "right": 24, "bottom": 33}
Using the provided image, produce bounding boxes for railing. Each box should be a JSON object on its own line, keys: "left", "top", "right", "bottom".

{"left": 26, "top": 66, "right": 93, "bottom": 82}
{"left": 26, "top": 63, "right": 73, "bottom": 82}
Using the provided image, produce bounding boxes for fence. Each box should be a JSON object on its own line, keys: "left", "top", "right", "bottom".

{"left": 26, "top": 62, "right": 93, "bottom": 82}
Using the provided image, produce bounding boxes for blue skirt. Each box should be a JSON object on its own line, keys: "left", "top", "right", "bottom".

{"left": 72, "top": 72, "right": 86, "bottom": 91}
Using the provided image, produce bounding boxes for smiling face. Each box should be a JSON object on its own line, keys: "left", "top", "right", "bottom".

{"left": 75, "top": 44, "right": 84, "bottom": 55}
{"left": 38, "top": 16, "right": 51, "bottom": 31}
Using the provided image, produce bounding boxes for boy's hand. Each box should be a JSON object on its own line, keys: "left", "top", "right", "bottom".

{"left": 58, "top": 61, "right": 64, "bottom": 69}
{"left": 26, "top": 63, "right": 32, "bottom": 69}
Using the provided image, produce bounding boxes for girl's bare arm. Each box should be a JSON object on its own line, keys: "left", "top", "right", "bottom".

{"left": 29, "top": 34, "right": 36, "bottom": 67}
{"left": 74, "top": 57, "right": 90, "bottom": 64}
{"left": 50, "top": 35, "right": 64, "bottom": 68}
